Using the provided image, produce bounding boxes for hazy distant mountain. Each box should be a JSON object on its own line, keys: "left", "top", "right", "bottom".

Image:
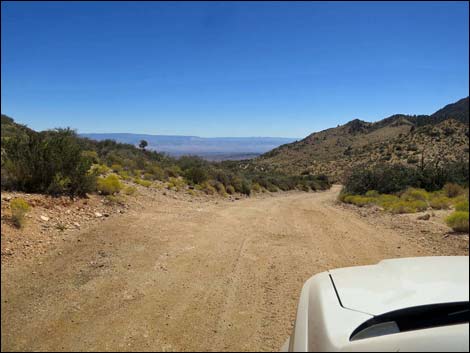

{"left": 79, "top": 133, "right": 298, "bottom": 160}
{"left": 249, "top": 97, "right": 469, "bottom": 180}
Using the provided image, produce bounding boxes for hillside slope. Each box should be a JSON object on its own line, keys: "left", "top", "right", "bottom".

{"left": 251, "top": 97, "right": 469, "bottom": 181}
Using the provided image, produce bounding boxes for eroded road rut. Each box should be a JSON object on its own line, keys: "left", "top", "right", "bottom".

{"left": 2, "top": 186, "right": 431, "bottom": 351}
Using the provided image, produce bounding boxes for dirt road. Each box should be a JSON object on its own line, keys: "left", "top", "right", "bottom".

{"left": 1, "top": 186, "right": 443, "bottom": 351}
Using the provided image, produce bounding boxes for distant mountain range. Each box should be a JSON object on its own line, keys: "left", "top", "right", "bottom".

{"left": 78, "top": 133, "right": 298, "bottom": 160}
{"left": 249, "top": 97, "right": 469, "bottom": 180}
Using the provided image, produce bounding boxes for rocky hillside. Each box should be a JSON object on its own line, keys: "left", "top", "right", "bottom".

{"left": 250, "top": 97, "right": 469, "bottom": 181}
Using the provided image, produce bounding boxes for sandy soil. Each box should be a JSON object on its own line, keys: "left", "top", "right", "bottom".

{"left": 1, "top": 185, "right": 468, "bottom": 352}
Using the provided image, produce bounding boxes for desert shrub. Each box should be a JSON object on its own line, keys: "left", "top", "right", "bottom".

{"left": 166, "top": 177, "right": 186, "bottom": 191}
{"left": 81, "top": 150, "right": 99, "bottom": 163}
{"left": 365, "top": 190, "right": 380, "bottom": 197}
{"left": 111, "top": 164, "right": 123, "bottom": 173}
{"left": 46, "top": 173, "right": 72, "bottom": 195}
{"left": 184, "top": 167, "right": 208, "bottom": 185}
{"left": 212, "top": 170, "right": 230, "bottom": 187}
{"left": 200, "top": 182, "right": 216, "bottom": 195}
{"left": 132, "top": 169, "right": 142, "bottom": 178}
{"left": 251, "top": 182, "right": 262, "bottom": 193}
{"left": 2, "top": 128, "right": 96, "bottom": 196}
{"left": 230, "top": 176, "right": 244, "bottom": 193}
{"left": 91, "top": 164, "right": 110, "bottom": 176}
{"left": 344, "top": 164, "right": 419, "bottom": 195}
{"left": 165, "top": 165, "right": 182, "bottom": 178}
{"left": 226, "top": 185, "right": 235, "bottom": 195}
{"left": 341, "top": 191, "right": 427, "bottom": 214}
{"left": 146, "top": 165, "right": 165, "bottom": 180}
{"left": 400, "top": 188, "right": 429, "bottom": 201}
{"left": 118, "top": 170, "right": 131, "bottom": 180}
{"left": 429, "top": 196, "right": 452, "bottom": 210}
{"left": 169, "top": 177, "right": 186, "bottom": 188}
{"left": 123, "top": 185, "right": 137, "bottom": 195}
{"left": 214, "top": 182, "right": 227, "bottom": 196}
{"left": 344, "top": 162, "right": 469, "bottom": 195}
{"left": 376, "top": 194, "right": 400, "bottom": 209}
{"left": 134, "top": 178, "right": 152, "bottom": 187}
{"left": 446, "top": 211, "right": 469, "bottom": 232}
{"left": 343, "top": 195, "right": 375, "bottom": 207}
{"left": 105, "top": 194, "right": 126, "bottom": 206}
{"left": 410, "top": 200, "right": 428, "bottom": 212}
{"left": 10, "top": 198, "right": 30, "bottom": 228}
{"left": 177, "top": 155, "right": 207, "bottom": 170}
{"left": 267, "top": 184, "right": 279, "bottom": 192}
{"left": 239, "top": 179, "right": 252, "bottom": 196}
{"left": 387, "top": 200, "right": 427, "bottom": 214}
{"left": 455, "top": 200, "right": 469, "bottom": 212}
{"left": 443, "top": 183, "right": 465, "bottom": 198}
{"left": 143, "top": 172, "right": 155, "bottom": 181}
{"left": 97, "top": 174, "right": 122, "bottom": 195}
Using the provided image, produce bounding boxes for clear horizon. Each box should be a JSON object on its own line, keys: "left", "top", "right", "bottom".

{"left": 1, "top": 1, "right": 469, "bottom": 138}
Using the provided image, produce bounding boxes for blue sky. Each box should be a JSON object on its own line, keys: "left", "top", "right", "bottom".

{"left": 1, "top": 1, "right": 468, "bottom": 138}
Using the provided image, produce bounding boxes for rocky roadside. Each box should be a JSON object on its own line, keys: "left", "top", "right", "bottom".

{"left": 1, "top": 182, "right": 282, "bottom": 266}
{"left": 336, "top": 201, "right": 469, "bottom": 256}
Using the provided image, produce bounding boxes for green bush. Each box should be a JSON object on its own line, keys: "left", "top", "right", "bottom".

{"left": 252, "top": 182, "right": 262, "bottom": 193}
{"left": 184, "top": 167, "right": 208, "bottom": 185}
{"left": 146, "top": 165, "right": 165, "bottom": 180}
{"left": 134, "top": 178, "right": 152, "bottom": 187}
{"left": 376, "top": 194, "right": 400, "bottom": 209}
{"left": 343, "top": 195, "right": 375, "bottom": 207}
{"left": 46, "top": 173, "right": 72, "bottom": 195}
{"left": 2, "top": 128, "right": 96, "bottom": 196}
{"left": 81, "top": 150, "right": 99, "bottom": 164}
{"left": 240, "top": 180, "right": 252, "bottom": 196}
{"left": 143, "top": 172, "right": 155, "bottom": 181}
{"left": 446, "top": 211, "right": 469, "bottom": 232}
{"left": 118, "top": 170, "right": 131, "bottom": 180}
{"left": 97, "top": 174, "right": 122, "bottom": 195}
{"left": 267, "top": 184, "right": 279, "bottom": 192}
{"left": 400, "top": 188, "right": 429, "bottom": 201}
{"left": 443, "top": 183, "right": 464, "bottom": 198}
{"left": 365, "top": 190, "right": 380, "bottom": 197}
{"left": 430, "top": 196, "right": 452, "bottom": 210}
{"left": 344, "top": 162, "right": 469, "bottom": 195}
{"left": 344, "top": 164, "right": 419, "bottom": 195}
{"left": 455, "top": 200, "right": 469, "bottom": 212}
{"left": 10, "top": 198, "right": 30, "bottom": 228}
{"left": 91, "top": 164, "right": 110, "bottom": 176}
{"left": 387, "top": 200, "right": 427, "bottom": 214}
{"left": 226, "top": 185, "right": 235, "bottom": 195}
{"left": 200, "top": 182, "right": 216, "bottom": 195}
{"left": 165, "top": 165, "right": 182, "bottom": 178}
{"left": 111, "top": 164, "right": 123, "bottom": 173}
{"left": 214, "top": 182, "right": 227, "bottom": 196}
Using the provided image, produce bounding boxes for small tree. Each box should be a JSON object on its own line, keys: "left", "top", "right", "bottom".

{"left": 139, "top": 140, "right": 148, "bottom": 151}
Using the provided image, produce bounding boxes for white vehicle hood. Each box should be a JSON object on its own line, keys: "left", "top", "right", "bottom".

{"left": 329, "top": 256, "right": 469, "bottom": 316}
